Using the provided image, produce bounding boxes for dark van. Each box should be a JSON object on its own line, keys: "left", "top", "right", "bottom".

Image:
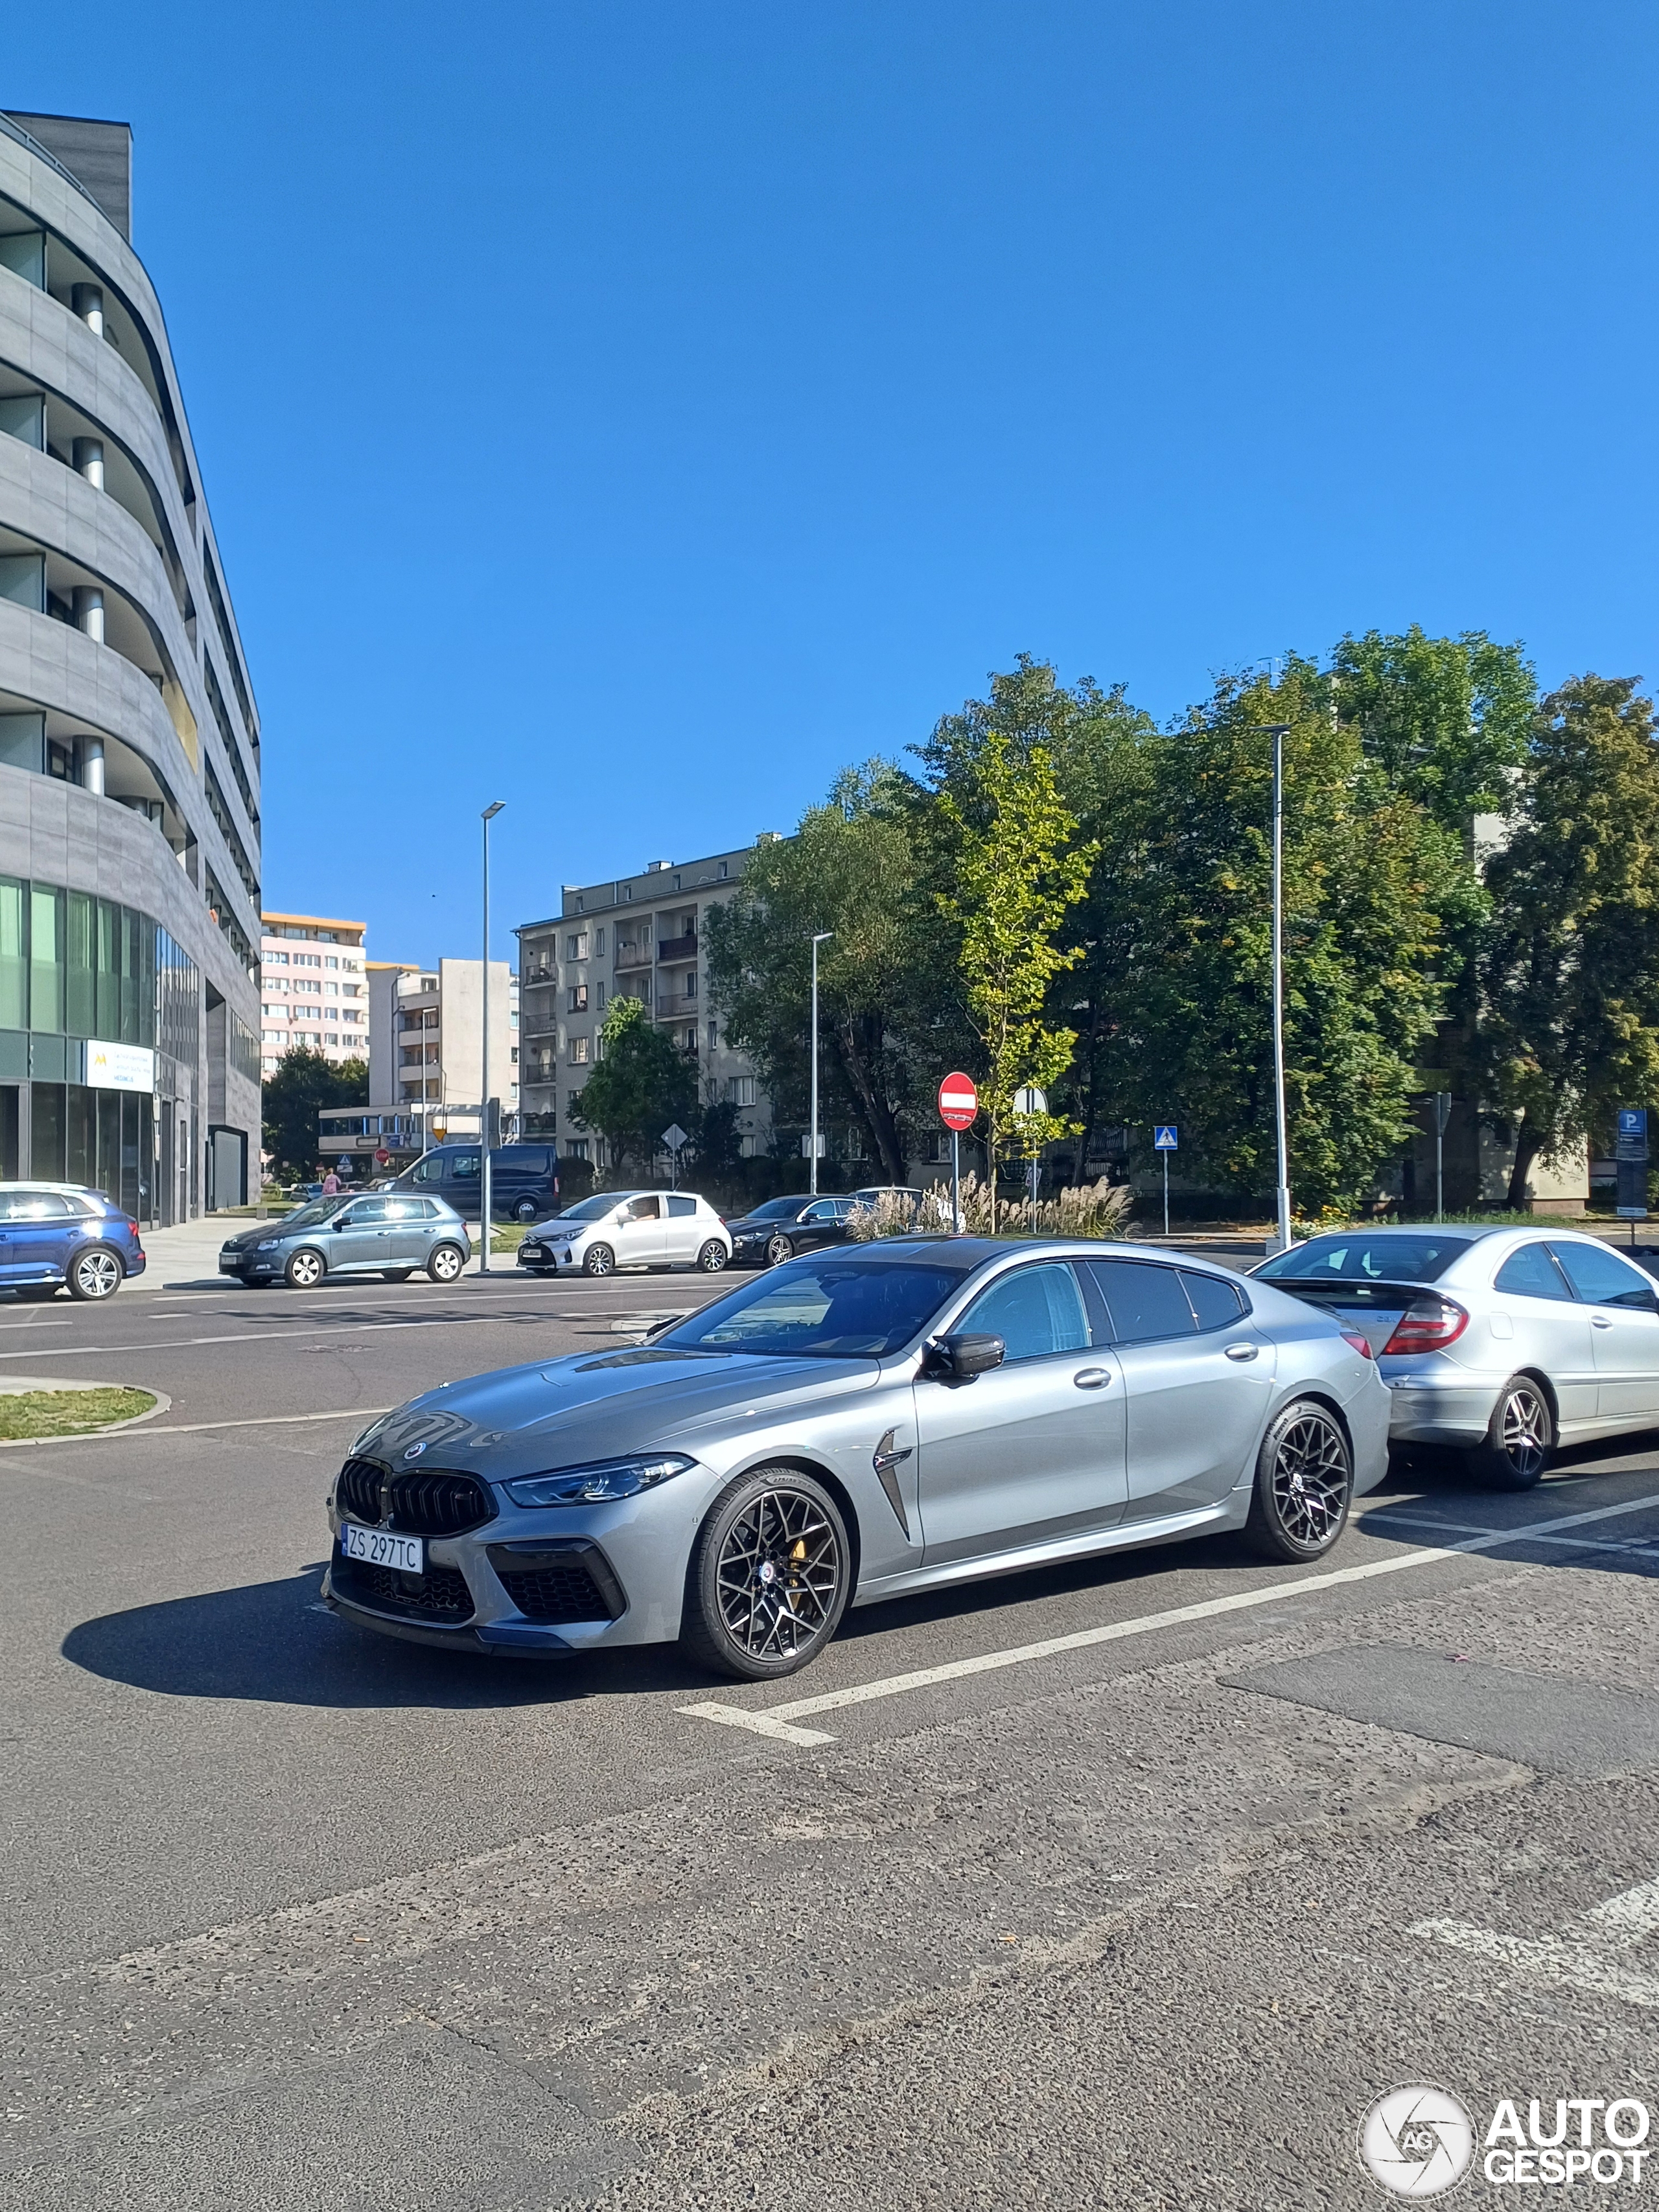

{"left": 391, "top": 1143, "right": 559, "bottom": 1223}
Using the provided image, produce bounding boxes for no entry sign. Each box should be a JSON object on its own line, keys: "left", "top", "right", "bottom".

{"left": 938, "top": 1071, "right": 979, "bottom": 1130}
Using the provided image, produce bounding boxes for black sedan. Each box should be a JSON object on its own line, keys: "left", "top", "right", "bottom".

{"left": 726, "top": 1194, "right": 858, "bottom": 1267}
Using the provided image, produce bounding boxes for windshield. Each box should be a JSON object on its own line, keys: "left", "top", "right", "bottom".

{"left": 1259, "top": 1233, "right": 1471, "bottom": 1285}
{"left": 557, "top": 1193, "right": 629, "bottom": 1222}
{"left": 279, "top": 1198, "right": 351, "bottom": 1231}
{"left": 656, "top": 1259, "right": 960, "bottom": 1358}
{"left": 746, "top": 1196, "right": 811, "bottom": 1220}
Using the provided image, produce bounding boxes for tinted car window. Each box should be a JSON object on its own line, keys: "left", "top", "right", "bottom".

{"left": 1086, "top": 1259, "right": 1198, "bottom": 1344}
{"left": 0, "top": 1191, "right": 73, "bottom": 1220}
{"left": 1181, "top": 1268, "right": 1247, "bottom": 1331}
{"left": 749, "top": 1197, "right": 812, "bottom": 1220}
{"left": 662, "top": 1261, "right": 960, "bottom": 1358}
{"left": 408, "top": 1156, "right": 447, "bottom": 1186}
{"left": 448, "top": 1152, "right": 480, "bottom": 1183}
{"left": 667, "top": 1196, "right": 697, "bottom": 1217}
{"left": 1551, "top": 1242, "right": 1659, "bottom": 1309}
{"left": 1259, "top": 1234, "right": 1471, "bottom": 1283}
{"left": 802, "top": 1200, "right": 840, "bottom": 1222}
{"left": 1493, "top": 1243, "right": 1573, "bottom": 1301}
{"left": 957, "top": 1264, "right": 1090, "bottom": 1362}
{"left": 337, "top": 1199, "right": 388, "bottom": 1226}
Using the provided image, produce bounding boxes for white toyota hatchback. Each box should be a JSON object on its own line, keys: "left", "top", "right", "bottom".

{"left": 516, "top": 1190, "right": 732, "bottom": 1277}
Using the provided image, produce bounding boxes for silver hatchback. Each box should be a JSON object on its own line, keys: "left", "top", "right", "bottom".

{"left": 1257, "top": 1225, "right": 1659, "bottom": 1487}
{"left": 220, "top": 1194, "right": 471, "bottom": 1288}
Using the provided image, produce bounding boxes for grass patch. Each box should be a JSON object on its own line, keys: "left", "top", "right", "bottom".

{"left": 0, "top": 1387, "right": 157, "bottom": 1439}
{"left": 472, "top": 1222, "right": 531, "bottom": 1256}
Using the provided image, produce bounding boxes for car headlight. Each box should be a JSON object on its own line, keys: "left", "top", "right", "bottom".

{"left": 256, "top": 1239, "right": 280, "bottom": 1250}
{"left": 503, "top": 1454, "right": 696, "bottom": 1507}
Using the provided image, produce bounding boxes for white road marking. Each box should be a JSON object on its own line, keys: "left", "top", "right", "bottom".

{"left": 680, "top": 1489, "right": 1659, "bottom": 1745}
{"left": 1413, "top": 1873, "right": 1659, "bottom": 2010}
{"left": 1369, "top": 1509, "right": 1659, "bottom": 1559}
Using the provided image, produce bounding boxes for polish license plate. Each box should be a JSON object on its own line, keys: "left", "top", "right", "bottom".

{"left": 340, "top": 1522, "right": 424, "bottom": 1574}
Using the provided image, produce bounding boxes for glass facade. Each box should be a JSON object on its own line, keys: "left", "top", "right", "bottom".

{"left": 0, "top": 876, "right": 168, "bottom": 1045}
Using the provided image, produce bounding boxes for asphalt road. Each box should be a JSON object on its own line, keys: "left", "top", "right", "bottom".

{"left": 3, "top": 1261, "right": 1658, "bottom": 2209}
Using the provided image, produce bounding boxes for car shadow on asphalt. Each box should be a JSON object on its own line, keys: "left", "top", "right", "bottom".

{"left": 61, "top": 1563, "right": 702, "bottom": 1709}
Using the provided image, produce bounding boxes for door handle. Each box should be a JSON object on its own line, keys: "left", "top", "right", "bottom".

{"left": 1073, "top": 1366, "right": 1112, "bottom": 1389}
{"left": 1224, "top": 1342, "right": 1259, "bottom": 1361}
{"left": 1591, "top": 1316, "right": 1613, "bottom": 1329}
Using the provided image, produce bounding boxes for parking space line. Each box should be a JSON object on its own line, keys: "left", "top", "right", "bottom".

{"left": 680, "top": 1488, "right": 1659, "bottom": 1746}
{"left": 1413, "top": 1872, "right": 1659, "bottom": 2010}
{"left": 1369, "top": 1509, "right": 1659, "bottom": 1561}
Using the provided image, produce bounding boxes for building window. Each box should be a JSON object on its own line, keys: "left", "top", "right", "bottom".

{"left": 718, "top": 861, "right": 728, "bottom": 879}
{"left": 726, "top": 1075, "right": 756, "bottom": 1106}
{"left": 707, "top": 1019, "right": 717, "bottom": 1054}
{"left": 570, "top": 1036, "right": 590, "bottom": 1064}
{"left": 595, "top": 926, "right": 606, "bottom": 955}
{"left": 568, "top": 984, "right": 587, "bottom": 1012}
{"left": 510, "top": 1046, "right": 518, "bottom": 1064}
{"left": 596, "top": 981, "right": 607, "bottom": 1010}
{"left": 686, "top": 970, "right": 697, "bottom": 997}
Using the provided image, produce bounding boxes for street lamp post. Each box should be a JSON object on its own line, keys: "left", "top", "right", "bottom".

{"left": 809, "top": 932, "right": 832, "bottom": 1196}
{"left": 1259, "top": 725, "right": 1293, "bottom": 1253}
{"left": 480, "top": 801, "right": 505, "bottom": 1274}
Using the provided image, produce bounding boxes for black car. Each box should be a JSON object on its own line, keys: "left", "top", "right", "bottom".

{"left": 390, "top": 1142, "right": 560, "bottom": 1223}
{"left": 726, "top": 1193, "right": 859, "bottom": 1268}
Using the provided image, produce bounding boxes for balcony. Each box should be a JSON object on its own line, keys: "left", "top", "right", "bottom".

{"left": 658, "top": 992, "right": 699, "bottom": 1016}
{"left": 657, "top": 933, "right": 697, "bottom": 964}
{"left": 614, "top": 943, "right": 653, "bottom": 972}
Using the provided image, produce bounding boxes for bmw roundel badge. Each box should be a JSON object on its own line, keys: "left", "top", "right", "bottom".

{"left": 403, "top": 1441, "right": 427, "bottom": 1460}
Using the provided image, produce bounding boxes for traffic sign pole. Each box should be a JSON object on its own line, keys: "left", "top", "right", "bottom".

{"left": 938, "top": 1073, "right": 979, "bottom": 1234}
{"left": 1163, "top": 1150, "right": 1169, "bottom": 1238}
{"left": 951, "top": 1128, "right": 960, "bottom": 1234}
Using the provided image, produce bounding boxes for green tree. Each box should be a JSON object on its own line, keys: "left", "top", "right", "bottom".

{"left": 1478, "top": 675, "right": 1659, "bottom": 1204}
{"left": 570, "top": 995, "right": 697, "bottom": 1178}
{"left": 1330, "top": 627, "right": 1535, "bottom": 832}
{"left": 705, "top": 763, "right": 949, "bottom": 1182}
{"left": 261, "top": 1049, "right": 369, "bottom": 1184}
{"left": 934, "top": 730, "right": 1095, "bottom": 1204}
{"left": 1094, "top": 663, "right": 1476, "bottom": 1212}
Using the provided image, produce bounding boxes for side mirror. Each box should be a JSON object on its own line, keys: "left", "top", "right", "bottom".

{"left": 922, "top": 1331, "right": 1006, "bottom": 1382}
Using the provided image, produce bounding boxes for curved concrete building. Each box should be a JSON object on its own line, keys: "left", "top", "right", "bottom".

{"left": 0, "top": 111, "right": 261, "bottom": 1219}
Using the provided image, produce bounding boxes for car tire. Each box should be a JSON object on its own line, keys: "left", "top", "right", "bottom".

{"left": 382, "top": 1269, "right": 415, "bottom": 1283}
{"left": 66, "top": 1246, "right": 125, "bottom": 1302}
{"left": 697, "top": 1239, "right": 728, "bottom": 1272}
{"left": 765, "top": 1233, "right": 794, "bottom": 1267}
{"left": 680, "top": 1465, "right": 852, "bottom": 1682}
{"left": 1244, "top": 1398, "right": 1353, "bottom": 1563}
{"left": 427, "top": 1242, "right": 467, "bottom": 1285}
{"left": 584, "top": 1243, "right": 616, "bottom": 1277}
{"left": 1473, "top": 1375, "right": 1553, "bottom": 1489}
{"left": 285, "top": 1247, "right": 326, "bottom": 1290}
{"left": 513, "top": 1198, "right": 537, "bottom": 1222}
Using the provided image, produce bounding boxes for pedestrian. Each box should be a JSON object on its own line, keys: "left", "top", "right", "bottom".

{"left": 321, "top": 1167, "right": 340, "bottom": 1196}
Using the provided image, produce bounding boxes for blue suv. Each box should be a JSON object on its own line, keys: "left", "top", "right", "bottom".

{"left": 0, "top": 1183, "right": 147, "bottom": 1300}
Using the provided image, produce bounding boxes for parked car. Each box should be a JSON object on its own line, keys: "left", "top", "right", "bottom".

{"left": 727, "top": 1193, "right": 859, "bottom": 1267}
{"left": 0, "top": 1183, "right": 145, "bottom": 1301}
{"left": 516, "top": 1190, "right": 730, "bottom": 1277}
{"left": 323, "top": 1237, "right": 1387, "bottom": 1680}
{"left": 219, "top": 1194, "right": 470, "bottom": 1288}
{"left": 389, "top": 1143, "right": 560, "bottom": 1223}
{"left": 1255, "top": 1224, "right": 1659, "bottom": 1487}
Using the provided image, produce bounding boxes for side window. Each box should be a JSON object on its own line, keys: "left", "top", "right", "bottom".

{"left": 6, "top": 1193, "right": 72, "bottom": 1220}
{"left": 382, "top": 1200, "right": 418, "bottom": 1221}
{"left": 1180, "top": 1268, "right": 1247, "bottom": 1331}
{"left": 411, "top": 1156, "right": 443, "bottom": 1185}
{"left": 1550, "top": 1242, "right": 1659, "bottom": 1310}
{"left": 339, "top": 1199, "right": 387, "bottom": 1226}
{"left": 802, "top": 1200, "right": 838, "bottom": 1222}
{"left": 1493, "top": 1243, "right": 1573, "bottom": 1302}
{"left": 667, "top": 1196, "right": 697, "bottom": 1217}
{"left": 1085, "top": 1259, "right": 1199, "bottom": 1344}
{"left": 627, "top": 1196, "right": 661, "bottom": 1220}
{"left": 955, "top": 1263, "right": 1090, "bottom": 1363}
{"left": 449, "top": 1152, "right": 480, "bottom": 1183}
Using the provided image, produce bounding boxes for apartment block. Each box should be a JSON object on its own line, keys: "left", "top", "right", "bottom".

{"left": 516, "top": 843, "right": 774, "bottom": 1172}
{"left": 259, "top": 913, "right": 367, "bottom": 1073}
{"left": 367, "top": 957, "right": 518, "bottom": 1141}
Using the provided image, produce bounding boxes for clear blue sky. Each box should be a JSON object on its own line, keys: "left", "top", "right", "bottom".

{"left": 8, "top": 3, "right": 1657, "bottom": 966}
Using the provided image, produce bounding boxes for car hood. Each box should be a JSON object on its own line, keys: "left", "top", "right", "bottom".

{"left": 221, "top": 1223, "right": 302, "bottom": 1250}
{"left": 352, "top": 1345, "right": 883, "bottom": 1478}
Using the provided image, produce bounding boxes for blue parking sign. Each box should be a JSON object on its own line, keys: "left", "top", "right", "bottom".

{"left": 1619, "top": 1108, "right": 1647, "bottom": 1139}
{"left": 1154, "top": 1124, "right": 1178, "bottom": 1151}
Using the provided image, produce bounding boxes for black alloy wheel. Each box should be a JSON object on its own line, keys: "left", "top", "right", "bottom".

{"left": 765, "top": 1233, "right": 795, "bottom": 1267}
{"left": 67, "top": 1247, "right": 124, "bottom": 1302}
{"left": 697, "top": 1239, "right": 728, "bottom": 1272}
{"left": 1475, "top": 1375, "right": 1553, "bottom": 1489}
{"left": 584, "top": 1242, "right": 616, "bottom": 1277}
{"left": 681, "top": 1467, "right": 851, "bottom": 1681}
{"left": 426, "top": 1243, "right": 467, "bottom": 1285}
{"left": 1245, "top": 1399, "right": 1353, "bottom": 1563}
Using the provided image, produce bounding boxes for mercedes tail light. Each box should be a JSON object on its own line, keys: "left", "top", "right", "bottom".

{"left": 1338, "top": 1329, "right": 1375, "bottom": 1359}
{"left": 1380, "top": 1297, "right": 1469, "bottom": 1356}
